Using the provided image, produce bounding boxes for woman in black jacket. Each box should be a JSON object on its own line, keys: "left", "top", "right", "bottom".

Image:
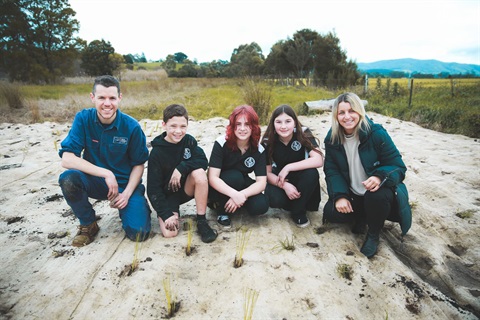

{"left": 323, "top": 92, "right": 411, "bottom": 258}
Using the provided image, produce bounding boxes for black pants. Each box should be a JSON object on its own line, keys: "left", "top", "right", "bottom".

{"left": 266, "top": 168, "right": 320, "bottom": 216}
{"left": 323, "top": 187, "right": 400, "bottom": 234}
{"left": 208, "top": 169, "right": 269, "bottom": 216}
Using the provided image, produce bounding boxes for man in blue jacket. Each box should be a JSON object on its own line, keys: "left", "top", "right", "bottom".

{"left": 58, "top": 75, "right": 151, "bottom": 247}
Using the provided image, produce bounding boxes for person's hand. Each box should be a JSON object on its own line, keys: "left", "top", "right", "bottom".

{"left": 225, "top": 191, "right": 247, "bottom": 213}
{"left": 362, "top": 176, "right": 382, "bottom": 193}
{"left": 282, "top": 182, "right": 301, "bottom": 200}
{"left": 105, "top": 171, "right": 119, "bottom": 201}
{"left": 231, "top": 191, "right": 247, "bottom": 207}
{"left": 164, "top": 214, "right": 179, "bottom": 232}
{"left": 277, "top": 166, "right": 291, "bottom": 187}
{"left": 168, "top": 169, "right": 182, "bottom": 192}
{"left": 335, "top": 198, "right": 353, "bottom": 214}
{"left": 110, "top": 192, "right": 129, "bottom": 209}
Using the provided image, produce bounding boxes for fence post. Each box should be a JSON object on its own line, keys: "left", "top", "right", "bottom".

{"left": 364, "top": 74, "right": 368, "bottom": 94}
{"left": 408, "top": 78, "right": 414, "bottom": 108}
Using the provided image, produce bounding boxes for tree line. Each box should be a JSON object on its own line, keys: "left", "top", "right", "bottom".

{"left": 1, "top": 0, "right": 359, "bottom": 88}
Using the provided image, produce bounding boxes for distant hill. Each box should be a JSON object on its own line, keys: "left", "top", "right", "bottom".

{"left": 357, "top": 58, "right": 480, "bottom": 76}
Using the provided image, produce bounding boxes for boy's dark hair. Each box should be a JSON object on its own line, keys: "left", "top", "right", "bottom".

{"left": 163, "top": 104, "right": 188, "bottom": 123}
{"left": 92, "top": 75, "right": 121, "bottom": 95}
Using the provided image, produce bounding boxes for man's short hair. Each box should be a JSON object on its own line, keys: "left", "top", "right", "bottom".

{"left": 92, "top": 75, "right": 121, "bottom": 95}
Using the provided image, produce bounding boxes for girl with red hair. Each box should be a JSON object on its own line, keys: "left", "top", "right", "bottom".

{"left": 208, "top": 105, "right": 269, "bottom": 228}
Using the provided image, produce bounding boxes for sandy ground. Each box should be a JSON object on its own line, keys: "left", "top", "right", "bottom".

{"left": 0, "top": 112, "right": 479, "bottom": 320}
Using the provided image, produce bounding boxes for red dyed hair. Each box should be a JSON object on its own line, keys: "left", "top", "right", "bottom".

{"left": 225, "top": 105, "right": 261, "bottom": 151}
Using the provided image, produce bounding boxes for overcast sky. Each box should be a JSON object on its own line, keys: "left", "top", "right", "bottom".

{"left": 69, "top": 0, "right": 480, "bottom": 65}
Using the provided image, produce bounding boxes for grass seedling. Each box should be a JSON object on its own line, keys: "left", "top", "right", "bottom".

{"left": 409, "top": 201, "right": 418, "bottom": 210}
{"left": 272, "top": 235, "right": 296, "bottom": 252}
{"left": 243, "top": 287, "right": 260, "bottom": 320}
{"left": 185, "top": 218, "right": 193, "bottom": 256}
{"left": 455, "top": 209, "right": 474, "bottom": 219}
{"left": 54, "top": 140, "right": 58, "bottom": 151}
{"left": 162, "top": 275, "right": 180, "bottom": 318}
{"left": 234, "top": 227, "right": 251, "bottom": 268}
{"left": 336, "top": 263, "right": 353, "bottom": 281}
{"left": 130, "top": 231, "right": 143, "bottom": 274}
{"left": 280, "top": 235, "right": 295, "bottom": 251}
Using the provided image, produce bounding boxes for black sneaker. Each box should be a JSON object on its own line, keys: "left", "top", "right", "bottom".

{"left": 197, "top": 219, "right": 218, "bottom": 243}
{"left": 217, "top": 214, "right": 231, "bottom": 228}
{"left": 292, "top": 213, "right": 310, "bottom": 228}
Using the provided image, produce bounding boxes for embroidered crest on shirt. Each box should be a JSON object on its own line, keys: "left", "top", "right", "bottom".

{"left": 291, "top": 140, "right": 301, "bottom": 151}
{"left": 184, "top": 148, "right": 192, "bottom": 159}
{"left": 113, "top": 136, "right": 128, "bottom": 145}
{"left": 244, "top": 156, "right": 255, "bottom": 168}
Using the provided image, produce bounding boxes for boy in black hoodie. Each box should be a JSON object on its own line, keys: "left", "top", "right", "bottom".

{"left": 147, "top": 104, "right": 217, "bottom": 243}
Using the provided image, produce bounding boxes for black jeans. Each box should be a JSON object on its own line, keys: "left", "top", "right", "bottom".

{"left": 323, "top": 187, "right": 399, "bottom": 234}
{"left": 208, "top": 169, "right": 269, "bottom": 216}
{"left": 266, "top": 168, "right": 321, "bottom": 216}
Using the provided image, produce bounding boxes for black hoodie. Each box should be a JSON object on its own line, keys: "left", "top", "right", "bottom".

{"left": 147, "top": 132, "right": 208, "bottom": 221}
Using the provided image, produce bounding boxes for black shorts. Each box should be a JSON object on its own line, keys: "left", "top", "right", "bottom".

{"left": 166, "top": 187, "right": 193, "bottom": 213}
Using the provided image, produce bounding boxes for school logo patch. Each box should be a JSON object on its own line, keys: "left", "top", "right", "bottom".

{"left": 244, "top": 156, "right": 255, "bottom": 168}
{"left": 291, "top": 140, "right": 301, "bottom": 151}
{"left": 113, "top": 136, "right": 128, "bottom": 145}
{"left": 184, "top": 148, "right": 192, "bottom": 159}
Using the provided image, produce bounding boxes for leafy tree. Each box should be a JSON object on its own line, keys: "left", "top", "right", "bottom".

{"left": 173, "top": 52, "right": 188, "bottom": 63}
{"left": 264, "top": 29, "right": 358, "bottom": 88}
{"left": 263, "top": 41, "right": 292, "bottom": 78}
{"left": 123, "top": 54, "right": 134, "bottom": 64}
{"left": 198, "top": 60, "right": 229, "bottom": 78}
{"left": 0, "top": 0, "right": 84, "bottom": 83}
{"left": 227, "top": 42, "right": 264, "bottom": 77}
{"left": 176, "top": 59, "right": 197, "bottom": 77}
{"left": 162, "top": 54, "right": 177, "bottom": 75}
{"left": 81, "top": 39, "right": 118, "bottom": 76}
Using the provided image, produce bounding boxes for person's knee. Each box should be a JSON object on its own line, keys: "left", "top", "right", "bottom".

{"left": 59, "top": 170, "right": 83, "bottom": 201}
{"left": 249, "top": 197, "right": 269, "bottom": 216}
{"left": 191, "top": 169, "right": 208, "bottom": 186}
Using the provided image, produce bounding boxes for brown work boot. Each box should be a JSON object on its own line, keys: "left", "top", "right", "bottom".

{"left": 72, "top": 221, "right": 100, "bottom": 247}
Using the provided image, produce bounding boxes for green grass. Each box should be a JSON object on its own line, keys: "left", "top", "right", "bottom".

{"left": 1, "top": 75, "right": 479, "bottom": 137}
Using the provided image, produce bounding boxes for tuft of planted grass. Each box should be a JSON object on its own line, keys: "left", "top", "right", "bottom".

{"left": 273, "top": 235, "right": 295, "bottom": 252}
{"left": 336, "top": 263, "right": 353, "bottom": 280}
{"left": 162, "top": 275, "right": 180, "bottom": 318}
{"left": 185, "top": 218, "right": 194, "bottom": 256}
{"left": 131, "top": 231, "right": 143, "bottom": 272}
{"left": 455, "top": 209, "right": 474, "bottom": 219}
{"left": 234, "top": 227, "right": 252, "bottom": 268}
{"left": 243, "top": 287, "right": 260, "bottom": 320}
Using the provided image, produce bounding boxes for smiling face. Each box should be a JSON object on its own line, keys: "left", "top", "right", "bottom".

{"left": 274, "top": 112, "right": 295, "bottom": 143}
{"left": 91, "top": 85, "right": 121, "bottom": 124}
{"left": 337, "top": 101, "right": 360, "bottom": 135}
{"left": 234, "top": 115, "right": 252, "bottom": 146}
{"left": 163, "top": 116, "right": 188, "bottom": 144}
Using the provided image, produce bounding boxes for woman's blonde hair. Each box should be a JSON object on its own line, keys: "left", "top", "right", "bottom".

{"left": 330, "top": 92, "right": 370, "bottom": 144}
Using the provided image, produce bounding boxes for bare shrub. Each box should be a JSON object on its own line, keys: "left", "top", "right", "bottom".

{"left": 240, "top": 77, "right": 272, "bottom": 124}
{"left": 0, "top": 81, "right": 25, "bottom": 109}
{"left": 28, "top": 100, "right": 42, "bottom": 123}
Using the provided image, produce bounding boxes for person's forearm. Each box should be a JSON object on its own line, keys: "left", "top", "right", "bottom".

{"left": 209, "top": 176, "right": 239, "bottom": 199}
{"left": 241, "top": 177, "right": 267, "bottom": 198}
{"left": 122, "top": 164, "right": 144, "bottom": 197}
{"left": 61, "top": 152, "right": 113, "bottom": 179}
